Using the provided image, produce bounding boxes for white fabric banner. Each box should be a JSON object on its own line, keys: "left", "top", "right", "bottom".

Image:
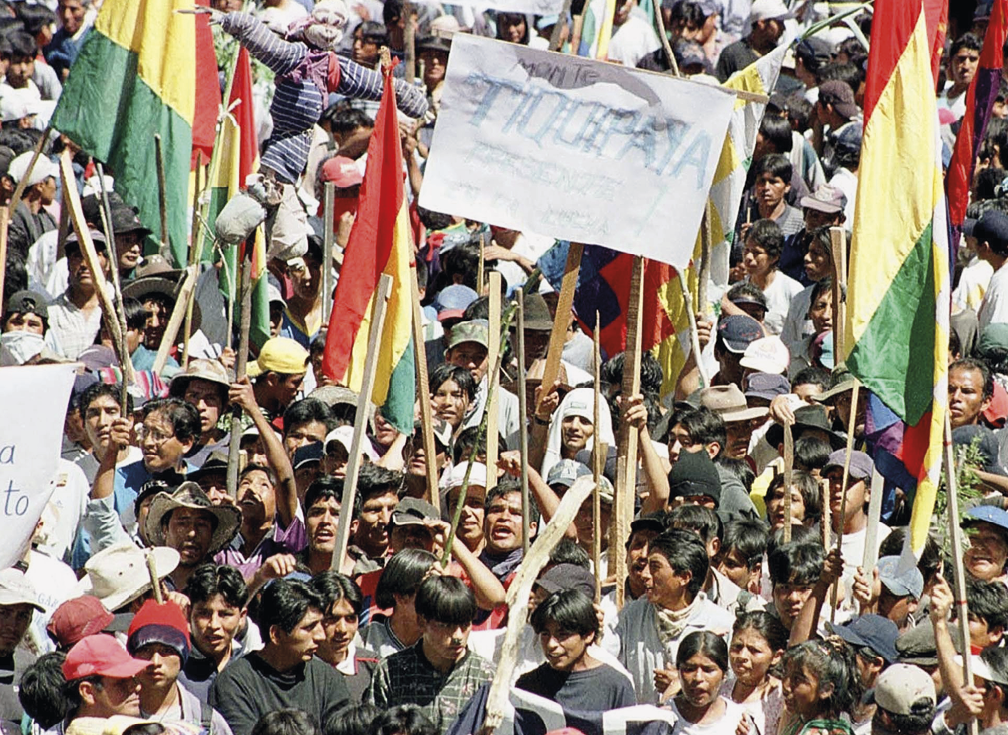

{"left": 417, "top": 0, "right": 565, "bottom": 15}
{"left": 419, "top": 35, "right": 736, "bottom": 269}
{"left": 0, "top": 363, "right": 78, "bottom": 569}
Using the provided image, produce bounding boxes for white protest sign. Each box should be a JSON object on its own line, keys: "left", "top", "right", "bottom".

{"left": 417, "top": 0, "right": 564, "bottom": 16}
{"left": 419, "top": 36, "right": 736, "bottom": 269}
{"left": 0, "top": 363, "right": 78, "bottom": 569}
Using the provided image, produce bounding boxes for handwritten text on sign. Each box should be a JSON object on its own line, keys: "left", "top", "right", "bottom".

{"left": 419, "top": 36, "right": 735, "bottom": 268}
{"left": 0, "top": 363, "right": 77, "bottom": 569}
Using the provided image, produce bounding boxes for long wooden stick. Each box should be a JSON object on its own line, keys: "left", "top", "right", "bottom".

{"left": 536, "top": 242, "right": 583, "bottom": 415}
{"left": 698, "top": 202, "right": 712, "bottom": 314}
{"left": 679, "top": 269, "right": 709, "bottom": 387}
{"left": 829, "top": 226, "right": 847, "bottom": 355}
{"left": 820, "top": 477, "right": 831, "bottom": 549}
{"left": 830, "top": 379, "right": 860, "bottom": 622}
{"left": 154, "top": 134, "right": 170, "bottom": 259}
{"left": 182, "top": 157, "right": 206, "bottom": 369}
{"left": 227, "top": 241, "right": 253, "bottom": 499}
{"left": 862, "top": 468, "right": 884, "bottom": 571}
{"left": 593, "top": 314, "right": 602, "bottom": 604}
{"left": 145, "top": 551, "right": 163, "bottom": 604}
{"left": 332, "top": 275, "right": 393, "bottom": 572}
{"left": 322, "top": 182, "right": 335, "bottom": 322}
{"left": 403, "top": 1, "right": 416, "bottom": 84}
{"left": 613, "top": 255, "right": 644, "bottom": 609}
{"left": 651, "top": 0, "right": 679, "bottom": 75}
{"left": 783, "top": 423, "right": 793, "bottom": 543}
{"left": 548, "top": 0, "right": 574, "bottom": 51}
{"left": 517, "top": 289, "right": 530, "bottom": 555}
{"left": 9, "top": 127, "right": 49, "bottom": 214}
{"left": 410, "top": 265, "right": 440, "bottom": 510}
{"left": 152, "top": 265, "right": 199, "bottom": 375}
{"left": 0, "top": 209, "right": 9, "bottom": 312}
{"left": 486, "top": 272, "right": 501, "bottom": 491}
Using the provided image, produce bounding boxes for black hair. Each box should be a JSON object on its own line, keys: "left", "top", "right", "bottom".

{"left": 252, "top": 709, "right": 322, "bottom": 735}
{"left": 950, "top": 357, "right": 995, "bottom": 402}
{"left": 78, "top": 381, "right": 133, "bottom": 422}
{"left": 879, "top": 528, "right": 941, "bottom": 587}
{"left": 530, "top": 588, "right": 599, "bottom": 640}
{"left": 811, "top": 278, "right": 843, "bottom": 310}
{"left": 785, "top": 93, "right": 814, "bottom": 132}
{"left": 16, "top": 5, "right": 56, "bottom": 37}
{"left": 355, "top": 19, "right": 388, "bottom": 45}
{"left": 382, "top": 0, "right": 405, "bottom": 25}
{"left": 716, "top": 456, "right": 755, "bottom": 494}
{"left": 726, "top": 281, "right": 769, "bottom": 312}
{"left": 759, "top": 115, "right": 794, "bottom": 154}
{"left": 256, "top": 579, "right": 325, "bottom": 636}
{"left": 0, "top": 127, "right": 36, "bottom": 156}
{"left": 441, "top": 243, "right": 481, "bottom": 291}
{"left": 600, "top": 351, "right": 664, "bottom": 395}
{"left": 486, "top": 478, "right": 540, "bottom": 525}
{"left": 184, "top": 563, "right": 249, "bottom": 609}
{"left": 670, "top": 0, "right": 706, "bottom": 27}
{"left": 430, "top": 363, "right": 477, "bottom": 401}
{"left": 793, "top": 366, "right": 831, "bottom": 392}
{"left": 980, "top": 647, "right": 1008, "bottom": 711}
{"left": 768, "top": 539, "right": 824, "bottom": 586}
{"left": 19, "top": 652, "right": 68, "bottom": 728}
{"left": 142, "top": 397, "right": 201, "bottom": 443}
{"left": 370, "top": 706, "right": 438, "bottom": 735}
{"left": 311, "top": 571, "right": 364, "bottom": 617}
{"left": 240, "top": 462, "right": 279, "bottom": 489}
{"left": 283, "top": 398, "right": 336, "bottom": 438}
{"left": 752, "top": 153, "right": 793, "bottom": 184}
{"left": 974, "top": 168, "right": 1007, "bottom": 201}
{"left": 321, "top": 106, "right": 372, "bottom": 136}
{"left": 722, "top": 520, "right": 768, "bottom": 571}
{"left": 452, "top": 426, "right": 506, "bottom": 463}
{"left": 63, "top": 674, "right": 102, "bottom": 717}
{"left": 676, "top": 630, "right": 729, "bottom": 671}
{"left": 7, "top": 31, "right": 36, "bottom": 60}
{"left": 310, "top": 331, "right": 327, "bottom": 358}
{"left": 766, "top": 470, "right": 822, "bottom": 523}
{"left": 375, "top": 548, "right": 436, "bottom": 608}
{"left": 783, "top": 638, "right": 862, "bottom": 719}
{"left": 966, "top": 578, "right": 1008, "bottom": 631}
{"left": 305, "top": 476, "right": 344, "bottom": 513}
{"left": 951, "top": 32, "right": 983, "bottom": 57}
{"left": 461, "top": 295, "right": 489, "bottom": 322}
{"left": 732, "top": 610, "right": 789, "bottom": 653}
{"left": 325, "top": 704, "right": 382, "bottom": 735}
{"left": 668, "top": 504, "right": 722, "bottom": 547}
{"left": 672, "top": 407, "right": 727, "bottom": 456}
{"left": 549, "top": 538, "right": 591, "bottom": 568}
{"left": 793, "top": 435, "right": 831, "bottom": 473}
{"left": 745, "top": 218, "right": 785, "bottom": 261}
{"left": 416, "top": 258, "right": 428, "bottom": 291}
{"left": 414, "top": 575, "right": 477, "bottom": 625}
{"left": 122, "top": 296, "right": 151, "bottom": 331}
{"left": 647, "top": 528, "right": 710, "bottom": 600}
{"left": 355, "top": 463, "right": 404, "bottom": 515}
{"left": 817, "top": 62, "right": 863, "bottom": 94}
{"left": 495, "top": 12, "right": 530, "bottom": 43}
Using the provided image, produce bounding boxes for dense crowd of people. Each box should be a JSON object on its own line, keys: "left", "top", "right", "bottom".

{"left": 1, "top": 3, "right": 1008, "bottom": 735}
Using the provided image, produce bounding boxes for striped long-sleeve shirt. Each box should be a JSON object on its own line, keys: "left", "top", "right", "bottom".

{"left": 220, "top": 12, "right": 428, "bottom": 184}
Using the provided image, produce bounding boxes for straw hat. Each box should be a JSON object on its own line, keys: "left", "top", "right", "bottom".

{"left": 75, "top": 543, "right": 180, "bottom": 613}
{"left": 144, "top": 482, "right": 241, "bottom": 555}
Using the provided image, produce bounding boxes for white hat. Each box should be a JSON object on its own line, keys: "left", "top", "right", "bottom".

{"left": 750, "top": 0, "right": 792, "bottom": 22}
{"left": 324, "top": 425, "right": 379, "bottom": 461}
{"left": 0, "top": 568, "right": 43, "bottom": 612}
{"left": 740, "top": 336, "right": 790, "bottom": 375}
{"left": 875, "top": 663, "right": 937, "bottom": 715}
{"left": 76, "top": 543, "right": 180, "bottom": 613}
{"left": 0, "top": 88, "right": 39, "bottom": 124}
{"left": 446, "top": 461, "right": 488, "bottom": 490}
{"left": 8, "top": 150, "right": 58, "bottom": 187}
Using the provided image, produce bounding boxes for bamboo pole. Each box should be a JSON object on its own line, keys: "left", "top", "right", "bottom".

{"left": 404, "top": 1, "right": 416, "bottom": 84}
{"left": 548, "top": 0, "right": 574, "bottom": 51}
{"left": 323, "top": 182, "right": 335, "bottom": 322}
{"left": 536, "top": 242, "right": 583, "bottom": 415}
{"left": 517, "top": 289, "right": 530, "bottom": 555}
{"left": 593, "top": 314, "right": 603, "bottom": 603}
{"left": 862, "top": 468, "right": 884, "bottom": 571}
{"left": 783, "top": 423, "right": 793, "bottom": 543}
{"left": 332, "top": 275, "right": 394, "bottom": 571}
{"left": 9, "top": 127, "right": 50, "bottom": 215}
{"left": 410, "top": 264, "right": 440, "bottom": 510}
{"left": 830, "top": 379, "right": 860, "bottom": 622}
{"left": 151, "top": 266, "right": 199, "bottom": 376}
{"left": 486, "top": 272, "right": 502, "bottom": 491}
{"left": 226, "top": 240, "right": 253, "bottom": 500}
{"left": 830, "top": 226, "right": 847, "bottom": 355}
{"left": 145, "top": 551, "right": 163, "bottom": 604}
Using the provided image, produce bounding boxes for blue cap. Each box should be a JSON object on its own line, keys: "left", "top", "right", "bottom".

{"left": 824, "top": 449, "right": 874, "bottom": 481}
{"left": 833, "top": 120, "right": 863, "bottom": 153}
{"left": 877, "top": 555, "right": 924, "bottom": 600}
{"left": 717, "top": 314, "right": 764, "bottom": 354}
{"left": 973, "top": 210, "right": 1008, "bottom": 254}
{"left": 744, "top": 372, "right": 791, "bottom": 401}
{"left": 292, "top": 441, "right": 323, "bottom": 470}
{"left": 432, "top": 284, "right": 478, "bottom": 321}
{"left": 965, "top": 504, "right": 1008, "bottom": 534}
{"left": 828, "top": 614, "right": 899, "bottom": 664}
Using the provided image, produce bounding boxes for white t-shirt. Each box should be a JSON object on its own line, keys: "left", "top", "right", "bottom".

{"left": 829, "top": 167, "right": 858, "bottom": 228}
{"left": 978, "top": 263, "right": 1008, "bottom": 331}
{"left": 669, "top": 696, "right": 748, "bottom": 735}
{"left": 938, "top": 81, "right": 968, "bottom": 121}
{"left": 607, "top": 8, "right": 661, "bottom": 68}
{"left": 953, "top": 255, "right": 994, "bottom": 312}
{"left": 756, "top": 272, "right": 804, "bottom": 336}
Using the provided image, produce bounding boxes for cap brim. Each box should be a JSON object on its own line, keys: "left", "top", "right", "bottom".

{"left": 438, "top": 309, "right": 465, "bottom": 322}
{"left": 800, "top": 199, "right": 843, "bottom": 214}
{"left": 98, "top": 656, "right": 151, "bottom": 679}
{"left": 826, "top": 622, "right": 868, "bottom": 649}
{"left": 719, "top": 406, "right": 769, "bottom": 422}
{"left": 812, "top": 379, "right": 857, "bottom": 403}
{"left": 739, "top": 356, "right": 787, "bottom": 374}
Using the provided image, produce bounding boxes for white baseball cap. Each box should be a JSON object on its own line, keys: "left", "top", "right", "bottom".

{"left": 750, "top": 0, "right": 792, "bottom": 22}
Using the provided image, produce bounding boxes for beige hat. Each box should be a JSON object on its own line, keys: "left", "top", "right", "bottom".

{"left": 0, "top": 568, "right": 43, "bottom": 612}
{"left": 169, "top": 358, "right": 233, "bottom": 398}
{"left": 739, "top": 336, "right": 790, "bottom": 375}
{"left": 700, "top": 384, "right": 769, "bottom": 423}
{"left": 144, "top": 482, "right": 242, "bottom": 555}
{"left": 76, "top": 543, "right": 180, "bottom": 613}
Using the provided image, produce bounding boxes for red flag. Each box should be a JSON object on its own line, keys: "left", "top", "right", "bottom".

{"left": 192, "top": 0, "right": 221, "bottom": 165}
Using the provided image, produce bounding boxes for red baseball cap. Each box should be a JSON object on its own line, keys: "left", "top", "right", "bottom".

{"left": 320, "top": 156, "right": 363, "bottom": 188}
{"left": 62, "top": 634, "right": 150, "bottom": 681}
{"left": 47, "top": 596, "right": 115, "bottom": 649}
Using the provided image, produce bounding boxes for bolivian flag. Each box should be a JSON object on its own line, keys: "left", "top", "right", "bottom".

{"left": 844, "top": 0, "right": 949, "bottom": 560}
{"left": 321, "top": 65, "right": 415, "bottom": 435}
{"left": 51, "top": 0, "right": 195, "bottom": 267}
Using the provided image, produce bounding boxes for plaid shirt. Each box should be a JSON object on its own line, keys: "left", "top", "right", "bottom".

{"left": 366, "top": 642, "right": 495, "bottom": 735}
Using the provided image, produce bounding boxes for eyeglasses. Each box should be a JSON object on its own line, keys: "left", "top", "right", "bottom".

{"left": 138, "top": 425, "right": 174, "bottom": 444}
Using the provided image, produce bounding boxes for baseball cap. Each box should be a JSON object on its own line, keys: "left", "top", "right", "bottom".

{"left": 964, "top": 504, "right": 1008, "bottom": 534}
{"left": 536, "top": 563, "right": 596, "bottom": 598}
{"left": 445, "top": 461, "right": 488, "bottom": 490}
{"left": 823, "top": 449, "right": 873, "bottom": 481}
{"left": 246, "top": 337, "right": 309, "bottom": 378}
{"left": 432, "top": 284, "right": 478, "bottom": 322}
{"left": 47, "top": 596, "right": 115, "bottom": 649}
{"left": 876, "top": 555, "right": 924, "bottom": 601}
{"left": 391, "top": 496, "right": 439, "bottom": 526}
{"left": 973, "top": 210, "right": 1008, "bottom": 254}
{"left": 819, "top": 80, "right": 859, "bottom": 121}
{"left": 961, "top": 651, "right": 1008, "bottom": 688}
{"left": 63, "top": 634, "right": 151, "bottom": 681}
{"left": 8, "top": 150, "right": 57, "bottom": 187}
{"left": 794, "top": 37, "right": 832, "bottom": 71}
{"left": 833, "top": 120, "right": 864, "bottom": 154}
{"left": 292, "top": 442, "right": 324, "bottom": 471}
{"left": 667, "top": 450, "right": 721, "bottom": 506}
{"left": 446, "top": 319, "right": 489, "bottom": 350}
{"left": 546, "top": 459, "right": 592, "bottom": 488}
{"left": 630, "top": 512, "right": 668, "bottom": 536}
{"left": 744, "top": 372, "right": 791, "bottom": 402}
{"left": 873, "top": 663, "right": 937, "bottom": 716}
{"left": 749, "top": 0, "right": 792, "bottom": 23}
{"left": 827, "top": 614, "right": 899, "bottom": 663}
{"left": 896, "top": 618, "right": 963, "bottom": 666}
{"left": 800, "top": 184, "right": 847, "bottom": 214}
{"left": 64, "top": 228, "right": 108, "bottom": 253}
{"left": 126, "top": 599, "right": 191, "bottom": 664}
{"left": 740, "top": 337, "right": 790, "bottom": 375}
{"left": 3, "top": 289, "right": 48, "bottom": 322}
{"left": 717, "top": 314, "right": 763, "bottom": 353}
{"left": 0, "top": 568, "right": 42, "bottom": 612}
{"left": 320, "top": 156, "right": 363, "bottom": 188}
{"left": 0, "top": 88, "right": 39, "bottom": 124}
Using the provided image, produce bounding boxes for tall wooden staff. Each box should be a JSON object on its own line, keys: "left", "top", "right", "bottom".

{"left": 782, "top": 423, "right": 793, "bottom": 543}
{"left": 592, "top": 314, "right": 603, "bottom": 603}
{"left": 829, "top": 380, "right": 860, "bottom": 622}
{"left": 323, "top": 182, "right": 336, "bottom": 322}
{"left": 517, "top": 289, "right": 531, "bottom": 554}
{"left": 536, "top": 243, "right": 583, "bottom": 416}
{"left": 486, "top": 272, "right": 502, "bottom": 490}
{"left": 226, "top": 236, "right": 254, "bottom": 499}
{"left": 410, "top": 264, "right": 440, "bottom": 509}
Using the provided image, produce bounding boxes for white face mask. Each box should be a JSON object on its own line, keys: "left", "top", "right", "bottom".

{"left": 0, "top": 330, "right": 45, "bottom": 366}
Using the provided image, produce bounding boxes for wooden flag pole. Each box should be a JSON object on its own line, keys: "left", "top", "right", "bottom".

{"left": 536, "top": 242, "right": 584, "bottom": 415}
{"left": 154, "top": 133, "right": 170, "bottom": 259}
{"left": 613, "top": 255, "right": 645, "bottom": 609}
{"left": 830, "top": 379, "right": 860, "bottom": 622}
{"left": 862, "top": 468, "right": 884, "bottom": 571}
{"left": 782, "top": 423, "right": 794, "bottom": 544}
{"left": 593, "top": 314, "right": 603, "bottom": 604}
{"left": 226, "top": 239, "right": 253, "bottom": 499}
{"left": 410, "top": 265, "right": 440, "bottom": 510}
{"left": 404, "top": 1, "right": 416, "bottom": 84}
{"left": 486, "top": 272, "right": 502, "bottom": 490}
{"left": 517, "top": 289, "right": 530, "bottom": 555}
{"left": 548, "top": 0, "right": 574, "bottom": 51}
{"left": 820, "top": 477, "right": 831, "bottom": 549}
{"left": 323, "top": 182, "right": 335, "bottom": 322}
{"left": 679, "top": 269, "right": 709, "bottom": 387}
{"left": 651, "top": 0, "right": 679, "bottom": 75}
{"left": 332, "top": 275, "right": 394, "bottom": 572}
{"left": 698, "top": 202, "right": 713, "bottom": 315}
{"left": 152, "top": 265, "right": 199, "bottom": 376}
{"left": 829, "top": 226, "right": 847, "bottom": 354}
{"left": 0, "top": 208, "right": 9, "bottom": 305}
{"left": 477, "top": 232, "right": 485, "bottom": 293}
{"left": 145, "top": 551, "right": 164, "bottom": 604}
